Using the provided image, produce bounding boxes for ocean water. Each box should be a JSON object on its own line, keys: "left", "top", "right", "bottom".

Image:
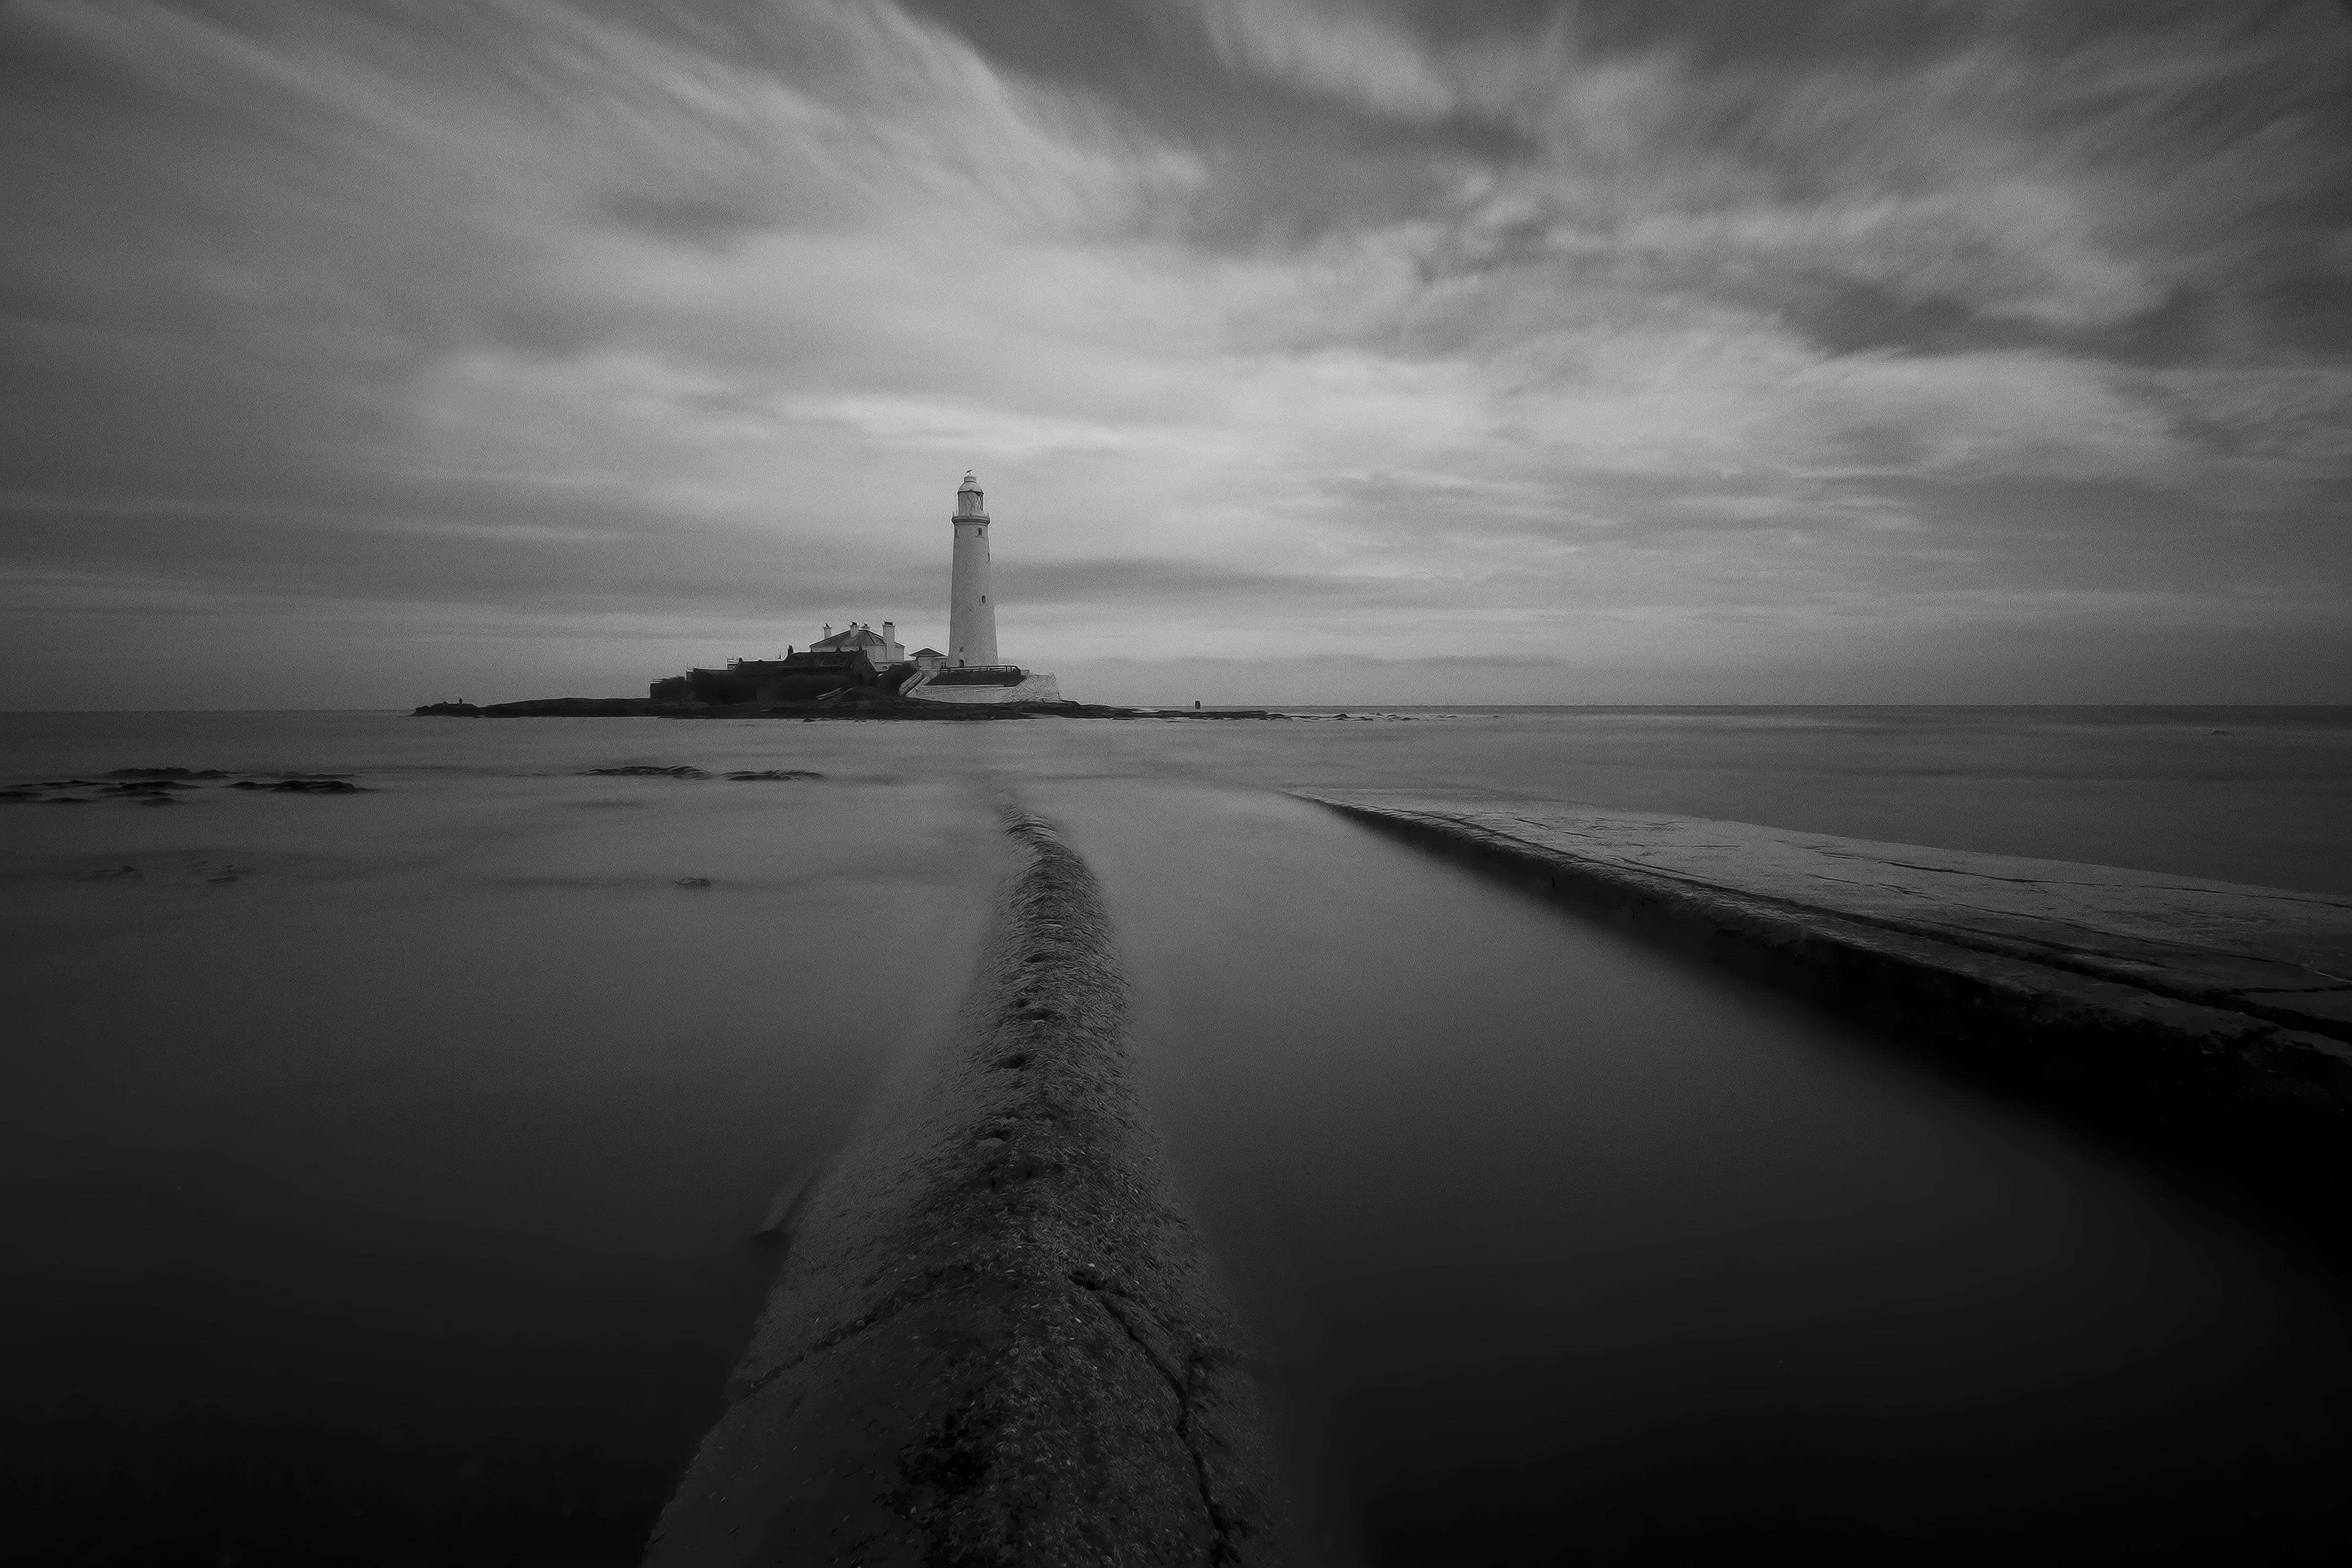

{"left": 4, "top": 706, "right": 2349, "bottom": 1563}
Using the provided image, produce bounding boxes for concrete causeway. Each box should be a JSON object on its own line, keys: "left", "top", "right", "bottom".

{"left": 646, "top": 809, "right": 1285, "bottom": 1567}
{"left": 1299, "top": 790, "right": 2352, "bottom": 1124}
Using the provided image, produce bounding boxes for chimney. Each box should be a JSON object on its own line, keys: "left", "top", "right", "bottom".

{"left": 883, "top": 621, "right": 895, "bottom": 658}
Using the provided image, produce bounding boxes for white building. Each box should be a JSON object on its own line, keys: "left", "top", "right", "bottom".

{"left": 807, "top": 621, "right": 903, "bottom": 667}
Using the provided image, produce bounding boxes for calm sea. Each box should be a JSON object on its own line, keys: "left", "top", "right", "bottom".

{"left": 4, "top": 705, "right": 2350, "bottom": 1563}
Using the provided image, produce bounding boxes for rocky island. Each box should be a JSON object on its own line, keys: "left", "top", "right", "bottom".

{"left": 415, "top": 472, "right": 1290, "bottom": 722}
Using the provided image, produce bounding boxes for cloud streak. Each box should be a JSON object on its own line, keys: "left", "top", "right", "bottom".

{"left": 1, "top": 0, "right": 2347, "bottom": 705}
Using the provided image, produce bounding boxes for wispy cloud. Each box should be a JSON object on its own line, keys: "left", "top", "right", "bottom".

{"left": 1, "top": 0, "right": 2347, "bottom": 704}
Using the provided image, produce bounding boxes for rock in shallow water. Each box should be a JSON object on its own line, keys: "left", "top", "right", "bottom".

{"left": 228, "top": 778, "right": 368, "bottom": 793}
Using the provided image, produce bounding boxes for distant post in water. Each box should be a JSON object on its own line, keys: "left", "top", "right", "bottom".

{"left": 948, "top": 470, "right": 999, "bottom": 668}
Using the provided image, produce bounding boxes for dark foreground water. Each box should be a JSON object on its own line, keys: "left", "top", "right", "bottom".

{"left": 4, "top": 706, "right": 2350, "bottom": 1563}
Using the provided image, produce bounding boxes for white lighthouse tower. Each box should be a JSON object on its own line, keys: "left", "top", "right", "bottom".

{"left": 901, "top": 469, "right": 1057, "bottom": 704}
{"left": 947, "top": 470, "right": 999, "bottom": 668}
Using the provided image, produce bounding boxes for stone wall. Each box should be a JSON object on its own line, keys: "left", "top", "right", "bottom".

{"left": 903, "top": 670, "right": 1062, "bottom": 705}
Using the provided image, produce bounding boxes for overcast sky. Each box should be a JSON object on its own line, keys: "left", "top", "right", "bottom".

{"left": 3, "top": 0, "right": 2348, "bottom": 707}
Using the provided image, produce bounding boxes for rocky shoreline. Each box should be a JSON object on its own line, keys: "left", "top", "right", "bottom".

{"left": 413, "top": 694, "right": 1286, "bottom": 721}
{"left": 4, "top": 766, "right": 369, "bottom": 805}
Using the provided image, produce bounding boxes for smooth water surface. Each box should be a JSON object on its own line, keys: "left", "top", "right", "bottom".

{"left": 5, "top": 706, "right": 2350, "bottom": 1563}
{"left": 1052, "top": 781, "right": 2352, "bottom": 1561}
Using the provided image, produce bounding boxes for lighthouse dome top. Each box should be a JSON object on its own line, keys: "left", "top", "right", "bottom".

{"left": 953, "top": 470, "right": 987, "bottom": 521}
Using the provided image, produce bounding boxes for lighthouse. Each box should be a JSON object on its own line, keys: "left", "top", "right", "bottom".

{"left": 900, "top": 468, "right": 1058, "bottom": 704}
{"left": 948, "top": 469, "right": 999, "bottom": 667}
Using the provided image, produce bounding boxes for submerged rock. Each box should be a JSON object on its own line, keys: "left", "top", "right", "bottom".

{"left": 583, "top": 765, "right": 709, "bottom": 779}
{"left": 228, "top": 778, "right": 368, "bottom": 793}
{"left": 9, "top": 774, "right": 229, "bottom": 803}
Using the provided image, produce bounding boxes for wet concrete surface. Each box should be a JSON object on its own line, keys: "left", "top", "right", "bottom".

{"left": 1300, "top": 790, "right": 2352, "bottom": 1044}
{"left": 1297, "top": 791, "right": 2352, "bottom": 1145}
{"left": 648, "top": 810, "right": 1287, "bottom": 1567}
